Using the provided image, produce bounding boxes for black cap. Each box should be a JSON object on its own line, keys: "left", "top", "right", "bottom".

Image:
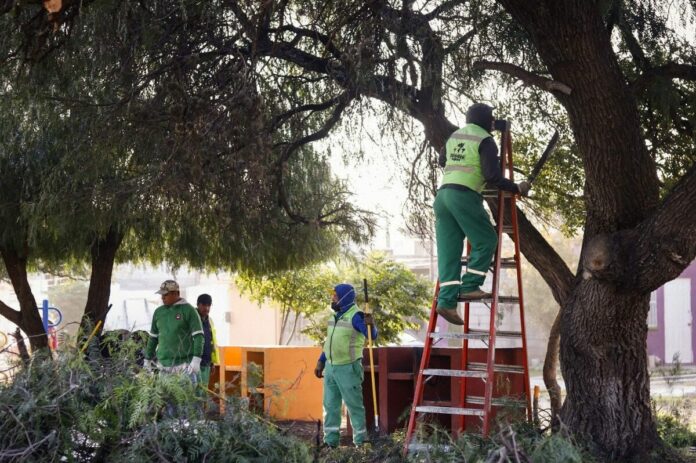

{"left": 197, "top": 294, "right": 212, "bottom": 305}
{"left": 466, "top": 103, "right": 494, "bottom": 131}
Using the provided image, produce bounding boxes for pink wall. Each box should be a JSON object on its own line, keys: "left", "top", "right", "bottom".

{"left": 646, "top": 261, "right": 696, "bottom": 364}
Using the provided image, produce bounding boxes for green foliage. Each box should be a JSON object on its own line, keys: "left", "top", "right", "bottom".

{"left": 0, "top": 333, "right": 312, "bottom": 462}
{"left": 653, "top": 397, "right": 696, "bottom": 449}
{"left": 656, "top": 414, "right": 696, "bottom": 449}
{"left": 339, "top": 252, "right": 431, "bottom": 346}
{"left": 237, "top": 264, "right": 337, "bottom": 344}
{"left": 239, "top": 252, "right": 430, "bottom": 346}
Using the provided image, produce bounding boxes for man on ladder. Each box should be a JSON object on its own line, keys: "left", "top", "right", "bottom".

{"left": 435, "top": 103, "right": 530, "bottom": 325}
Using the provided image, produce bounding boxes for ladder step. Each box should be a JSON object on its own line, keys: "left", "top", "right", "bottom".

{"left": 429, "top": 332, "right": 489, "bottom": 340}
{"left": 457, "top": 295, "right": 520, "bottom": 304}
{"left": 467, "top": 362, "right": 525, "bottom": 374}
{"left": 415, "top": 405, "right": 485, "bottom": 416}
{"left": 468, "top": 328, "right": 522, "bottom": 338}
{"left": 466, "top": 395, "right": 527, "bottom": 407}
{"left": 499, "top": 225, "right": 514, "bottom": 233}
{"left": 461, "top": 256, "right": 517, "bottom": 269}
{"left": 422, "top": 368, "right": 487, "bottom": 379}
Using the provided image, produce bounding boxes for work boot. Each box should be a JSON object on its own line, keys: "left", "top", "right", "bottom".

{"left": 459, "top": 289, "right": 492, "bottom": 301}
{"left": 436, "top": 306, "right": 464, "bottom": 325}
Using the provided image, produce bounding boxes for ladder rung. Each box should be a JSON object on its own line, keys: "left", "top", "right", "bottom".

{"left": 466, "top": 395, "right": 527, "bottom": 407}
{"left": 415, "top": 405, "right": 485, "bottom": 416}
{"left": 422, "top": 369, "right": 487, "bottom": 379}
{"left": 468, "top": 329, "right": 522, "bottom": 338}
{"left": 457, "top": 295, "right": 520, "bottom": 304}
{"left": 429, "top": 332, "right": 489, "bottom": 340}
{"left": 467, "top": 362, "right": 525, "bottom": 374}
{"left": 461, "top": 256, "right": 517, "bottom": 269}
{"left": 499, "top": 225, "right": 514, "bottom": 233}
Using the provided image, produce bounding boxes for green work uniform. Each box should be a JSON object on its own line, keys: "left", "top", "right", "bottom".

{"left": 321, "top": 304, "right": 368, "bottom": 446}
{"left": 145, "top": 299, "right": 204, "bottom": 367}
{"left": 435, "top": 123, "right": 498, "bottom": 309}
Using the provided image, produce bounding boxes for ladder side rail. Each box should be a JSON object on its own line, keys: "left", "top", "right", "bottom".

{"left": 482, "top": 131, "right": 508, "bottom": 436}
{"left": 457, "top": 241, "right": 473, "bottom": 433}
{"left": 506, "top": 130, "right": 533, "bottom": 421}
{"left": 404, "top": 281, "right": 441, "bottom": 451}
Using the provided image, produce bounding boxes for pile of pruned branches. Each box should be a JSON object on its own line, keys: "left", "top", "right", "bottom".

{"left": 0, "top": 333, "right": 310, "bottom": 463}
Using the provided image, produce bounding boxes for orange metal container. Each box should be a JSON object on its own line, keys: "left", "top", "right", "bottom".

{"left": 218, "top": 345, "right": 322, "bottom": 420}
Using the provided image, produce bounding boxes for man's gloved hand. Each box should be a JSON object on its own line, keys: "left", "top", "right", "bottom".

{"left": 314, "top": 360, "right": 325, "bottom": 379}
{"left": 185, "top": 356, "right": 202, "bottom": 375}
{"left": 143, "top": 359, "right": 155, "bottom": 372}
{"left": 517, "top": 181, "right": 531, "bottom": 197}
{"left": 364, "top": 313, "right": 374, "bottom": 326}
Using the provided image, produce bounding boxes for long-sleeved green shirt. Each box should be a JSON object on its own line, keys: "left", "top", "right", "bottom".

{"left": 145, "top": 298, "right": 204, "bottom": 367}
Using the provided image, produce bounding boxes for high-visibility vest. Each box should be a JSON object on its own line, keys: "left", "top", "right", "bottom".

{"left": 441, "top": 123, "right": 491, "bottom": 193}
{"left": 322, "top": 304, "right": 366, "bottom": 365}
{"left": 210, "top": 318, "right": 219, "bottom": 365}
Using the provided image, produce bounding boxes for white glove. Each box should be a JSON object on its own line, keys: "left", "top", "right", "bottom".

{"left": 185, "top": 356, "right": 202, "bottom": 375}
{"left": 143, "top": 359, "right": 155, "bottom": 372}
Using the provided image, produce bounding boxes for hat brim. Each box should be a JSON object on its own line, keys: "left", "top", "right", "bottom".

{"left": 155, "top": 289, "right": 169, "bottom": 295}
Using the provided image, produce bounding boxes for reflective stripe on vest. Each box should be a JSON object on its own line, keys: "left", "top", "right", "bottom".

{"left": 441, "top": 123, "right": 491, "bottom": 193}
{"left": 322, "top": 304, "right": 366, "bottom": 365}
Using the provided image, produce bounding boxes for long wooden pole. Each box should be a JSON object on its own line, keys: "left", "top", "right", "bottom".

{"left": 363, "top": 278, "right": 379, "bottom": 432}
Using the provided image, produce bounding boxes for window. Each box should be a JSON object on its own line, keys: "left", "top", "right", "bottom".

{"left": 647, "top": 291, "right": 658, "bottom": 329}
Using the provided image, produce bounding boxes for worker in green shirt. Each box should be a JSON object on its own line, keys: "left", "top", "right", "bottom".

{"left": 314, "top": 283, "right": 378, "bottom": 447}
{"left": 144, "top": 280, "right": 204, "bottom": 380}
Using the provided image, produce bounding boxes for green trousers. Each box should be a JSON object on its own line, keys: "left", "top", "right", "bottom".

{"left": 199, "top": 365, "right": 211, "bottom": 390}
{"left": 323, "top": 359, "right": 367, "bottom": 446}
{"left": 434, "top": 187, "right": 497, "bottom": 309}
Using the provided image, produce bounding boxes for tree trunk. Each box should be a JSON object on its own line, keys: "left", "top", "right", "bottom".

{"left": 0, "top": 247, "right": 47, "bottom": 350}
{"left": 560, "top": 287, "right": 656, "bottom": 458}
{"left": 82, "top": 226, "right": 124, "bottom": 332}
{"left": 495, "top": 1, "right": 668, "bottom": 459}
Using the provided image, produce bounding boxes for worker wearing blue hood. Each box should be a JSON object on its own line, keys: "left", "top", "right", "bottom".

{"left": 314, "top": 283, "right": 378, "bottom": 447}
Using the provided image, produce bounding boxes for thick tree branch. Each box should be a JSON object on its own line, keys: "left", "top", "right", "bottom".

{"left": 632, "top": 62, "right": 696, "bottom": 93}
{"left": 488, "top": 199, "right": 574, "bottom": 305}
{"left": 0, "top": 299, "right": 20, "bottom": 325}
{"left": 473, "top": 60, "right": 572, "bottom": 95}
{"left": 268, "top": 25, "right": 343, "bottom": 60}
{"left": 270, "top": 95, "right": 344, "bottom": 132}
{"left": 583, "top": 161, "right": 696, "bottom": 291}
{"left": 617, "top": 18, "right": 649, "bottom": 71}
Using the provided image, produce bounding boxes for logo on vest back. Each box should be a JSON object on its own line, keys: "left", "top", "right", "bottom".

{"left": 176, "top": 313, "right": 181, "bottom": 320}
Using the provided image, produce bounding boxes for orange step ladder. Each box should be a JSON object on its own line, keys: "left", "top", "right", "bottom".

{"left": 404, "top": 128, "right": 532, "bottom": 453}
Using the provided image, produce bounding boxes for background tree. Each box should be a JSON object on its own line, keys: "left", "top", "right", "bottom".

{"left": 0, "top": 0, "right": 374, "bottom": 347}
{"left": 240, "top": 252, "right": 430, "bottom": 346}
{"left": 236, "top": 265, "right": 337, "bottom": 345}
